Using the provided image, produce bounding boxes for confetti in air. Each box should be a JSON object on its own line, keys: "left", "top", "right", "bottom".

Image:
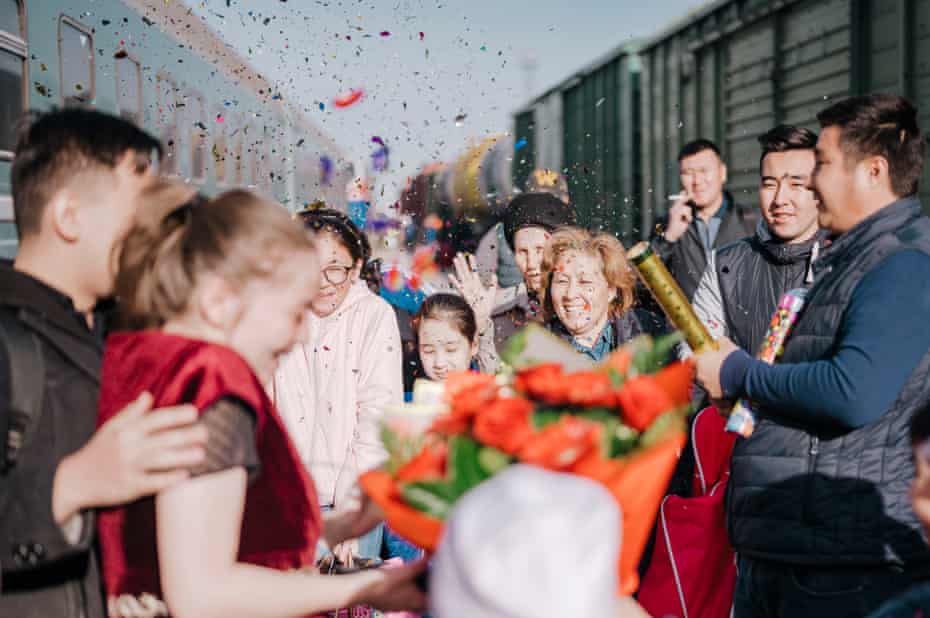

{"left": 333, "top": 89, "right": 364, "bottom": 108}
{"left": 384, "top": 266, "right": 404, "bottom": 292}
{"left": 454, "top": 113, "right": 467, "bottom": 127}
{"left": 514, "top": 138, "right": 527, "bottom": 151}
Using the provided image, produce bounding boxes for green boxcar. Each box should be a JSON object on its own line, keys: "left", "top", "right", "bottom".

{"left": 512, "top": 109, "right": 536, "bottom": 192}
{"left": 638, "top": 0, "right": 930, "bottom": 226}
{"left": 0, "top": 0, "right": 351, "bottom": 258}
{"left": 518, "top": 0, "right": 930, "bottom": 243}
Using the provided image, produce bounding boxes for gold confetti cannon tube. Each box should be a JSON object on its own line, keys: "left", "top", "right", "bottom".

{"left": 627, "top": 241, "right": 718, "bottom": 354}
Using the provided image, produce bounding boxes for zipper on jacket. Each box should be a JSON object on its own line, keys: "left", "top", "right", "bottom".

{"left": 803, "top": 436, "right": 820, "bottom": 524}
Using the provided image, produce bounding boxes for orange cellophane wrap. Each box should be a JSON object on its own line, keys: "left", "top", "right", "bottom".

{"left": 360, "top": 426, "right": 687, "bottom": 595}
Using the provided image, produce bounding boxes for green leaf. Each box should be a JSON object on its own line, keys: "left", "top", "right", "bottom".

{"left": 449, "top": 435, "right": 490, "bottom": 498}
{"left": 380, "top": 424, "right": 423, "bottom": 476}
{"left": 400, "top": 481, "right": 456, "bottom": 520}
{"left": 532, "top": 408, "right": 565, "bottom": 430}
{"left": 500, "top": 328, "right": 528, "bottom": 367}
{"left": 639, "top": 411, "right": 684, "bottom": 448}
{"left": 607, "top": 367, "right": 625, "bottom": 388}
{"left": 610, "top": 423, "right": 640, "bottom": 457}
{"left": 630, "top": 332, "right": 684, "bottom": 375}
{"left": 478, "top": 447, "right": 512, "bottom": 475}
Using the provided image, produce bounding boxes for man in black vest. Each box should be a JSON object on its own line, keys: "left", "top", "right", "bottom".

{"left": 0, "top": 109, "right": 208, "bottom": 618}
{"left": 692, "top": 125, "right": 825, "bottom": 353}
{"left": 696, "top": 94, "right": 930, "bottom": 617}
{"left": 650, "top": 139, "right": 759, "bottom": 301}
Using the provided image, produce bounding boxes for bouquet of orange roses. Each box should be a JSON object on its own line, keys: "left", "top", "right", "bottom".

{"left": 360, "top": 324, "right": 693, "bottom": 595}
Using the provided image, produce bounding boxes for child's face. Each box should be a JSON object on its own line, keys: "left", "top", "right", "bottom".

{"left": 229, "top": 249, "right": 320, "bottom": 382}
{"left": 418, "top": 318, "right": 476, "bottom": 381}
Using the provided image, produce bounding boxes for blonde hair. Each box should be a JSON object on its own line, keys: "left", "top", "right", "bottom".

{"left": 115, "top": 178, "right": 315, "bottom": 330}
{"left": 541, "top": 226, "right": 636, "bottom": 320}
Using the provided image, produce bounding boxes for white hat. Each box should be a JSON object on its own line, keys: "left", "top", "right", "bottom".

{"left": 429, "top": 464, "right": 622, "bottom": 618}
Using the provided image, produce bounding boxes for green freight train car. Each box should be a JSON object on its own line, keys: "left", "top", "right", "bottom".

{"left": 0, "top": 0, "right": 352, "bottom": 258}
{"left": 514, "top": 0, "right": 930, "bottom": 242}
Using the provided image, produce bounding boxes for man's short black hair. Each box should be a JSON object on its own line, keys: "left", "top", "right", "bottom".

{"left": 757, "top": 125, "right": 818, "bottom": 171}
{"left": 678, "top": 138, "right": 722, "bottom": 163}
{"left": 11, "top": 108, "right": 163, "bottom": 237}
{"left": 816, "top": 93, "right": 925, "bottom": 198}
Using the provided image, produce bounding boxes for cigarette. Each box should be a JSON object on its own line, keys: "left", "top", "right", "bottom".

{"left": 667, "top": 194, "right": 686, "bottom": 200}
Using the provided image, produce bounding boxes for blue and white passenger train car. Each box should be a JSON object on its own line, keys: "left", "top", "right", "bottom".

{"left": 0, "top": 0, "right": 353, "bottom": 258}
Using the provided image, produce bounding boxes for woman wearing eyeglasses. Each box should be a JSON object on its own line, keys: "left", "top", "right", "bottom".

{"left": 271, "top": 208, "right": 403, "bottom": 568}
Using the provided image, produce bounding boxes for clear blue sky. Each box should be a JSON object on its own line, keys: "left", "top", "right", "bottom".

{"left": 184, "top": 0, "right": 702, "bottom": 207}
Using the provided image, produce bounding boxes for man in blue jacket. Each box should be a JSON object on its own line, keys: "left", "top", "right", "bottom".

{"left": 696, "top": 93, "right": 930, "bottom": 617}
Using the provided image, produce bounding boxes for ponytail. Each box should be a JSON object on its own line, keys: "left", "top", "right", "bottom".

{"left": 115, "top": 179, "right": 314, "bottom": 330}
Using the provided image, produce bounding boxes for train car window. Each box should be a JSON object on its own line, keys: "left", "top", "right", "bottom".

{"left": 114, "top": 52, "right": 142, "bottom": 126}
{"left": 0, "top": 0, "right": 26, "bottom": 159}
{"left": 0, "top": 0, "right": 21, "bottom": 35}
{"left": 156, "top": 74, "right": 179, "bottom": 175}
{"left": 189, "top": 92, "right": 206, "bottom": 182}
{"left": 238, "top": 124, "right": 251, "bottom": 186}
{"left": 58, "top": 16, "right": 94, "bottom": 106}
{"left": 213, "top": 106, "right": 227, "bottom": 184}
{"left": 248, "top": 132, "right": 259, "bottom": 189}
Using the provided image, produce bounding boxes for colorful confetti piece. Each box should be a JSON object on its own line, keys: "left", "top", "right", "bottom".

{"left": 333, "top": 89, "right": 364, "bottom": 108}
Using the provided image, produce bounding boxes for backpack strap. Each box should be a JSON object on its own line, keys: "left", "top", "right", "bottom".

{"left": 0, "top": 310, "right": 46, "bottom": 471}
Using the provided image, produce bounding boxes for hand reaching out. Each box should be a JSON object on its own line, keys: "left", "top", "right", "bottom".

{"left": 448, "top": 252, "right": 497, "bottom": 332}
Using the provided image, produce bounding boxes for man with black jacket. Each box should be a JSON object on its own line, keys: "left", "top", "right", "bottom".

{"left": 650, "top": 139, "right": 759, "bottom": 301}
{"left": 0, "top": 109, "right": 208, "bottom": 618}
{"left": 696, "top": 94, "right": 930, "bottom": 617}
{"left": 692, "top": 125, "right": 825, "bottom": 353}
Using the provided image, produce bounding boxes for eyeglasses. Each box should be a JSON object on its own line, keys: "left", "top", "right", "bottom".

{"left": 322, "top": 264, "right": 353, "bottom": 285}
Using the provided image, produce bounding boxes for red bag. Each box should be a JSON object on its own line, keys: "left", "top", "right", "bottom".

{"left": 637, "top": 407, "right": 738, "bottom": 618}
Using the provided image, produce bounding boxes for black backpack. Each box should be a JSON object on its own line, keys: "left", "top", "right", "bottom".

{"left": 0, "top": 310, "right": 46, "bottom": 472}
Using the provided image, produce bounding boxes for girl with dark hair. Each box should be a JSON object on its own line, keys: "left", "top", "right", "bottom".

{"left": 97, "top": 180, "right": 424, "bottom": 617}
{"left": 272, "top": 207, "right": 403, "bottom": 567}
{"left": 413, "top": 293, "right": 484, "bottom": 381}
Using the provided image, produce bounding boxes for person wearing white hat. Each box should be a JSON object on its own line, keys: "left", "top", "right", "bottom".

{"left": 429, "top": 465, "right": 648, "bottom": 618}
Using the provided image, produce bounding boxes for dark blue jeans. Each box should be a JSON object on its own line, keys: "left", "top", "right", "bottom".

{"left": 734, "top": 556, "right": 919, "bottom": 618}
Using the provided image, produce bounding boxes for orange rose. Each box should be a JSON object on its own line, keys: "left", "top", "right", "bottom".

{"left": 446, "top": 371, "right": 499, "bottom": 418}
{"left": 564, "top": 371, "right": 618, "bottom": 408}
{"left": 514, "top": 363, "right": 568, "bottom": 405}
{"left": 429, "top": 414, "right": 471, "bottom": 436}
{"left": 473, "top": 397, "right": 535, "bottom": 455}
{"left": 601, "top": 347, "right": 632, "bottom": 378}
{"left": 617, "top": 375, "right": 675, "bottom": 431}
{"left": 396, "top": 442, "right": 448, "bottom": 482}
{"left": 518, "top": 416, "right": 601, "bottom": 470}
{"left": 652, "top": 360, "right": 695, "bottom": 407}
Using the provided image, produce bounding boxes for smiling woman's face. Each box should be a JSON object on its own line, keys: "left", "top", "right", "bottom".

{"left": 310, "top": 231, "right": 360, "bottom": 318}
{"left": 549, "top": 249, "right": 615, "bottom": 338}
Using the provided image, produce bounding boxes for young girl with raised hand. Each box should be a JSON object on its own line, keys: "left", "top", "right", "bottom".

{"left": 96, "top": 180, "right": 424, "bottom": 618}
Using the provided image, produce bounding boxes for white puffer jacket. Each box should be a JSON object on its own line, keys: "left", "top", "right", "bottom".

{"left": 271, "top": 282, "right": 402, "bottom": 507}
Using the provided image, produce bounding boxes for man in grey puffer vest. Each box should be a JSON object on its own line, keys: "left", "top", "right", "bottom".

{"left": 696, "top": 93, "right": 930, "bottom": 617}
{"left": 692, "top": 125, "right": 826, "bottom": 354}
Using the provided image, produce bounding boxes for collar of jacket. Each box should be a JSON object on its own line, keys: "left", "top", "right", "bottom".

{"left": 0, "top": 260, "right": 103, "bottom": 382}
{"left": 814, "top": 196, "right": 923, "bottom": 275}
{"left": 754, "top": 221, "right": 829, "bottom": 266}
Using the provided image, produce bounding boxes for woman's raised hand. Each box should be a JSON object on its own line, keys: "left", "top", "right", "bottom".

{"left": 448, "top": 252, "right": 497, "bottom": 331}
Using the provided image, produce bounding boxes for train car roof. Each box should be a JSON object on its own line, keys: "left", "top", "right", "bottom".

{"left": 513, "top": 38, "right": 642, "bottom": 115}
{"left": 122, "top": 0, "right": 346, "bottom": 161}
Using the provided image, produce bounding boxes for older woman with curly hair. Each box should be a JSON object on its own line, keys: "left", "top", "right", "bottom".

{"left": 541, "top": 227, "right": 667, "bottom": 361}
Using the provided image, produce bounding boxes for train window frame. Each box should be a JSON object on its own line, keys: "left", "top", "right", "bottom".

{"left": 58, "top": 15, "right": 95, "bottom": 107}
{"left": 212, "top": 105, "right": 228, "bottom": 186}
{"left": 238, "top": 122, "right": 251, "bottom": 187}
{"left": 187, "top": 90, "right": 207, "bottom": 184}
{"left": 156, "top": 72, "right": 180, "bottom": 176}
{"left": 114, "top": 51, "right": 143, "bottom": 126}
{"left": 0, "top": 0, "right": 27, "bottom": 162}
